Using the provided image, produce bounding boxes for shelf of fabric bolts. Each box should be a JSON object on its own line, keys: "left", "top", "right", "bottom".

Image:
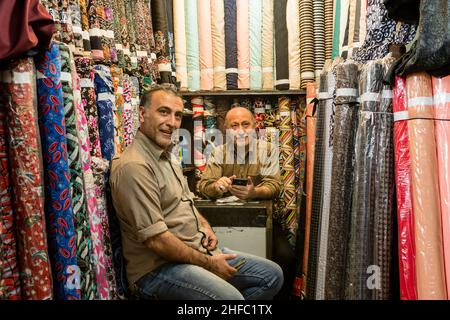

{"left": 179, "top": 89, "right": 306, "bottom": 96}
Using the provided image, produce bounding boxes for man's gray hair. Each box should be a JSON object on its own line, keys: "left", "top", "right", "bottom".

{"left": 139, "top": 84, "right": 182, "bottom": 109}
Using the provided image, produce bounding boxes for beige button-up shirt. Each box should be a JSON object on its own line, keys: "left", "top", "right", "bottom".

{"left": 110, "top": 131, "right": 220, "bottom": 285}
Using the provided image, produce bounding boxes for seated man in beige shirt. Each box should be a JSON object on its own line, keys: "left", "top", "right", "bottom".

{"left": 198, "top": 107, "right": 297, "bottom": 300}
{"left": 109, "top": 86, "right": 283, "bottom": 300}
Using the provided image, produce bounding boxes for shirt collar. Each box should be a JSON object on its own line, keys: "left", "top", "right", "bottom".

{"left": 135, "top": 130, "right": 175, "bottom": 161}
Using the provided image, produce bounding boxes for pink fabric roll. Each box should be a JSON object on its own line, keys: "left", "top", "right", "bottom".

{"left": 261, "top": 0, "right": 274, "bottom": 89}
{"left": 236, "top": 0, "right": 250, "bottom": 89}
{"left": 198, "top": 0, "right": 214, "bottom": 91}
{"left": 406, "top": 72, "right": 447, "bottom": 300}
{"left": 432, "top": 75, "right": 450, "bottom": 298}
{"left": 393, "top": 76, "right": 417, "bottom": 300}
{"left": 210, "top": 0, "right": 227, "bottom": 90}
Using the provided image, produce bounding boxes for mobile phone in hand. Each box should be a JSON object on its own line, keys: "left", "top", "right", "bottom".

{"left": 232, "top": 258, "right": 246, "bottom": 270}
{"left": 232, "top": 178, "right": 248, "bottom": 186}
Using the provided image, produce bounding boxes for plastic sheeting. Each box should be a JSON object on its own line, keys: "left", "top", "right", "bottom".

{"left": 406, "top": 73, "right": 446, "bottom": 300}
{"left": 393, "top": 76, "right": 417, "bottom": 300}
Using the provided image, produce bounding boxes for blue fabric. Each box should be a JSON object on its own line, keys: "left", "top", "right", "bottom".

{"left": 224, "top": 0, "right": 238, "bottom": 89}
{"left": 93, "top": 65, "right": 116, "bottom": 162}
{"left": 185, "top": 0, "right": 200, "bottom": 91}
{"left": 35, "top": 42, "right": 80, "bottom": 300}
{"left": 249, "top": 0, "right": 262, "bottom": 89}
{"left": 135, "top": 247, "right": 283, "bottom": 300}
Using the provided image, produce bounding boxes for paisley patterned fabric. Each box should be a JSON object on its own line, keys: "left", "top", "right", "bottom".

{"left": 35, "top": 43, "right": 80, "bottom": 300}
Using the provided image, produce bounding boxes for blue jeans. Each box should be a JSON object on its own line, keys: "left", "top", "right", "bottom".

{"left": 134, "top": 248, "right": 283, "bottom": 300}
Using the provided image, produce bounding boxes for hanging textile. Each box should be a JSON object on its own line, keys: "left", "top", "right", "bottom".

{"left": 94, "top": 64, "right": 116, "bottom": 162}
{"left": 60, "top": 44, "right": 97, "bottom": 300}
{"left": 352, "top": 0, "right": 416, "bottom": 64}
{"left": 432, "top": 75, "right": 450, "bottom": 298}
{"left": 151, "top": 0, "right": 173, "bottom": 84}
{"left": 301, "top": 82, "right": 317, "bottom": 295}
{"left": 324, "top": 0, "right": 333, "bottom": 61}
{"left": 406, "top": 73, "right": 447, "bottom": 300}
{"left": 274, "top": 0, "right": 289, "bottom": 90}
{"left": 185, "top": 0, "right": 200, "bottom": 91}
{"left": 224, "top": 0, "right": 238, "bottom": 90}
{"left": 249, "top": 0, "right": 262, "bottom": 90}
{"left": 173, "top": 0, "right": 188, "bottom": 90}
{"left": 78, "top": 0, "right": 92, "bottom": 56}
{"left": 69, "top": 0, "right": 84, "bottom": 56}
{"left": 236, "top": 0, "right": 250, "bottom": 89}
{"left": 312, "top": 0, "right": 325, "bottom": 78}
{"left": 35, "top": 43, "right": 80, "bottom": 300}
{"left": 286, "top": 0, "right": 300, "bottom": 90}
{"left": 75, "top": 57, "right": 102, "bottom": 159}
{"left": 325, "top": 61, "right": 359, "bottom": 300}
{"left": 261, "top": 0, "right": 274, "bottom": 90}
{"left": 0, "top": 0, "right": 55, "bottom": 66}
{"left": 87, "top": 0, "right": 105, "bottom": 60}
{"left": 198, "top": 0, "right": 214, "bottom": 91}
{"left": 210, "top": 0, "right": 226, "bottom": 91}
{"left": 393, "top": 76, "right": 417, "bottom": 300}
{"left": 299, "top": 0, "right": 315, "bottom": 88}
{"left": 0, "top": 80, "right": 21, "bottom": 300}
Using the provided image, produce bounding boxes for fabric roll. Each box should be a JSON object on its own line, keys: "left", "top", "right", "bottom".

{"left": 185, "top": 0, "right": 200, "bottom": 91}
{"left": 353, "top": 0, "right": 416, "bottom": 63}
{"left": 249, "top": 0, "right": 262, "bottom": 90}
{"left": 236, "top": 0, "right": 250, "bottom": 89}
{"left": 87, "top": 0, "right": 105, "bottom": 60}
{"left": 165, "top": 0, "right": 176, "bottom": 84}
{"left": 75, "top": 58, "right": 103, "bottom": 159}
{"left": 224, "top": 0, "right": 238, "bottom": 89}
{"left": 78, "top": 0, "right": 92, "bottom": 55}
{"left": 274, "top": 0, "right": 289, "bottom": 90}
{"left": 432, "top": 75, "right": 450, "bottom": 299}
{"left": 299, "top": 0, "right": 315, "bottom": 88}
{"left": 312, "top": 0, "right": 325, "bottom": 78}
{"left": 325, "top": 61, "right": 359, "bottom": 300}
{"left": 331, "top": 0, "right": 341, "bottom": 60}
{"left": 324, "top": 0, "right": 334, "bottom": 61}
{"left": 123, "top": 0, "right": 138, "bottom": 74}
{"left": 111, "top": 65, "right": 125, "bottom": 155}
{"left": 0, "top": 74, "right": 21, "bottom": 300}
{"left": 60, "top": 44, "right": 96, "bottom": 300}
{"left": 406, "top": 73, "right": 446, "bottom": 300}
{"left": 3, "top": 58, "right": 54, "bottom": 300}
{"left": 132, "top": 0, "right": 151, "bottom": 80}
{"left": 56, "top": 0, "right": 74, "bottom": 50}
{"left": 349, "top": 0, "right": 363, "bottom": 56}
{"left": 102, "top": 0, "right": 117, "bottom": 63}
{"left": 111, "top": 0, "right": 125, "bottom": 68}
{"left": 115, "top": 0, "right": 130, "bottom": 70}
{"left": 286, "top": 0, "right": 300, "bottom": 89}
{"left": 174, "top": 0, "right": 188, "bottom": 90}
{"left": 198, "top": 0, "right": 214, "bottom": 91}
{"left": 69, "top": 0, "right": 85, "bottom": 56}
{"left": 261, "top": 0, "right": 274, "bottom": 90}
{"left": 393, "top": 76, "right": 417, "bottom": 300}
{"left": 93, "top": 65, "right": 116, "bottom": 162}
{"left": 338, "top": 0, "right": 349, "bottom": 58}
{"left": 192, "top": 97, "right": 206, "bottom": 171}
{"left": 130, "top": 76, "right": 141, "bottom": 136}
{"left": 253, "top": 98, "right": 266, "bottom": 130}
{"left": 152, "top": 0, "right": 173, "bottom": 84}
{"left": 302, "top": 82, "right": 317, "bottom": 295}
{"left": 210, "top": 0, "right": 227, "bottom": 90}
{"left": 35, "top": 43, "right": 80, "bottom": 300}
{"left": 345, "top": 0, "right": 356, "bottom": 58}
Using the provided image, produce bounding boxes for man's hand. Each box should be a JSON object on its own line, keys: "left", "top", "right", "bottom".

{"left": 206, "top": 253, "right": 238, "bottom": 280}
{"left": 229, "top": 176, "right": 255, "bottom": 200}
{"left": 213, "top": 175, "right": 236, "bottom": 194}
{"left": 202, "top": 227, "right": 218, "bottom": 251}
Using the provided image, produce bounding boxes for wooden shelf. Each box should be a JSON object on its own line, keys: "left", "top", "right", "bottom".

{"left": 179, "top": 89, "right": 306, "bottom": 96}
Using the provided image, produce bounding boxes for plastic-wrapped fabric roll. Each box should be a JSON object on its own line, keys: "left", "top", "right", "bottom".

{"left": 286, "top": 0, "right": 300, "bottom": 90}
{"left": 192, "top": 97, "right": 206, "bottom": 171}
{"left": 405, "top": 73, "right": 446, "bottom": 300}
{"left": 339, "top": 0, "right": 350, "bottom": 59}
{"left": 58, "top": 0, "right": 75, "bottom": 50}
{"left": 87, "top": 0, "right": 105, "bottom": 60}
{"left": 123, "top": 0, "right": 138, "bottom": 74}
{"left": 210, "top": 0, "right": 227, "bottom": 91}
{"left": 432, "top": 75, "right": 450, "bottom": 298}
{"left": 249, "top": 0, "right": 262, "bottom": 90}
{"left": 261, "top": 0, "right": 274, "bottom": 90}
{"left": 198, "top": 0, "right": 214, "bottom": 91}
{"left": 237, "top": 0, "right": 250, "bottom": 89}
{"left": 253, "top": 98, "right": 266, "bottom": 130}
{"left": 185, "top": 0, "right": 200, "bottom": 91}
{"left": 69, "top": 0, "right": 85, "bottom": 56}
{"left": 114, "top": 0, "right": 130, "bottom": 70}
{"left": 41, "top": 0, "right": 61, "bottom": 42}
{"left": 312, "top": 0, "right": 325, "bottom": 78}
{"left": 325, "top": 61, "right": 359, "bottom": 300}
{"left": 349, "top": 0, "right": 363, "bottom": 56}
{"left": 152, "top": 0, "right": 173, "bottom": 84}
{"left": 111, "top": 0, "right": 124, "bottom": 68}
{"left": 174, "top": 0, "right": 188, "bottom": 90}
{"left": 60, "top": 44, "right": 97, "bottom": 300}
{"left": 103, "top": 0, "right": 117, "bottom": 63}
{"left": 78, "top": 0, "right": 92, "bottom": 55}
{"left": 274, "top": 0, "right": 289, "bottom": 90}
{"left": 35, "top": 43, "right": 80, "bottom": 300}
{"left": 130, "top": 76, "right": 141, "bottom": 136}
{"left": 143, "top": 0, "right": 160, "bottom": 83}
{"left": 393, "top": 76, "right": 417, "bottom": 300}
{"left": 224, "top": 0, "right": 238, "bottom": 89}
{"left": 302, "top": 82, "right": 317, "bottom": 295}
{"left": 345, "top": 0, "right": 356, "bottom": 58}
{"left": 331, "top": 0, "right": 341, "bottom": 60}
{"left": 122, "top": 74, "right": 133, "bottom": 147}
{"left": 111, "top": 66, "right": 125, "bottom": 155}
{"left": 0, "top": 73, "right": 21, "bottom": 300}
{"left": 204, "top": 97, "right": 217, "bottom": 162}
{"left": 166, "top": 0, "right": 176, "bottom": 84}
{"left": 3, "top": 58, "right": 54, "bottom": 300}
{"left": 290, "top": 99, "right": 300, "bottom": 225}
{"left": 299, "top": 0, "right": 315, "bottom": 88}
{"left": 306, "top": 70, "right": 333, "bottom": 299}
{"left": 94, "top": 64, "right": 116, "bottom": 162}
